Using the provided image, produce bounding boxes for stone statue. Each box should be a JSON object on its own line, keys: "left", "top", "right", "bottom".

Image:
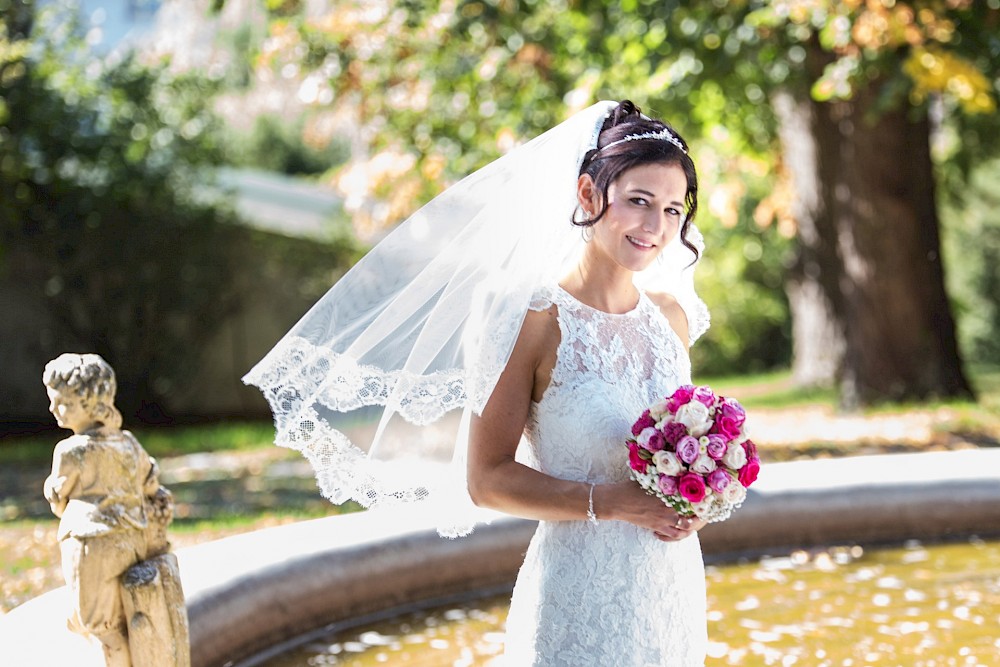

{"left": 43, "top": 353, "right": 190, "bottom": 667}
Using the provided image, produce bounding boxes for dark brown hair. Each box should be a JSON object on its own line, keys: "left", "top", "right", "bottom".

{"left": 575, "top": 100, "right": 699, "bottom": 262}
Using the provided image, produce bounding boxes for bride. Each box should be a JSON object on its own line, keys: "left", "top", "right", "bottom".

{"left": 467, "top": 100, "right": 709, "bottom": 665}
{"left": 244, "top": 99, "right": 710, "bottom": 665}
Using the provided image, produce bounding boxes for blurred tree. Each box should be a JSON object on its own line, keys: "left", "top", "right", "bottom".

{"left": 940, "top": 157, "right": 1000, "bottom": 367}
{"left": 256, "top": 0, "right": 998, "bottom": 405}
{"left": 223, "top": 113, "right": 349, "bottom": 175}
{"left": 723, "top": 1, "right": 996, "bottom": 407}
{"left": 0, "top": 4, "right": 240, "bottom": 422}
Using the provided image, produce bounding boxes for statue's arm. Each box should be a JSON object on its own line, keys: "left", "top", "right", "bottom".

{"left": 143, "top": 457, "right": 161, "bottom": 496}
{"left": 128, "top": 431, "right": 161, "bottom": 496}
{"left": 43, "top": 443, "right": 80, "bottom": 517}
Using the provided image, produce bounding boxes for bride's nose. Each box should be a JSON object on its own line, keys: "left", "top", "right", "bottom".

{"left": 642, "top": 213, "right": 664, "bottom": 235}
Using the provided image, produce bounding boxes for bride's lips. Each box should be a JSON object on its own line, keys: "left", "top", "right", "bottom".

{"left": 626, "top": 235, "right": 656, "bottom": 250}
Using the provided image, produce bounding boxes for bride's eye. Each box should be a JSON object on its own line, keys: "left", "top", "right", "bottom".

{"left": 630, "top": 197, "right": 649, "bottom": 206}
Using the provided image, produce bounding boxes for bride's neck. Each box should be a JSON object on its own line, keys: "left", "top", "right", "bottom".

{"left": 560, "top": 252, "right": 638, "bottom": 315}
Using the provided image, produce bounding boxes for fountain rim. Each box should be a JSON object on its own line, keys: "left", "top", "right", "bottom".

{"left": 4, "top": 448, "right": 1000, "bottom": 667}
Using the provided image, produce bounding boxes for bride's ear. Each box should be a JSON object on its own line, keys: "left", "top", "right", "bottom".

{"left": 576, "top": 174, "right": 600, "bottom": 219}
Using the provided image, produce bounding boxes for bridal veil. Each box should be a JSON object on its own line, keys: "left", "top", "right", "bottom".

{"left": 243, "top": 101, "right": 708, "bottom": 535}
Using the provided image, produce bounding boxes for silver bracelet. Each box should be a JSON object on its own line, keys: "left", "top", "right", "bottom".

{"left": 587, "top": 483, "right": 599, "bottom": 525}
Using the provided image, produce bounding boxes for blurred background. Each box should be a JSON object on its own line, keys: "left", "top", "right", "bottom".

{"left": 2, "top": 4, "right": 999, "bottom": 660}
{"left": 2, "top": 0, "right": 999, "bottom": 432}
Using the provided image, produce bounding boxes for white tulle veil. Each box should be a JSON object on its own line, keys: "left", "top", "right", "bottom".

{"left": 243, "top": 100, "right": 709, "bottom": 536}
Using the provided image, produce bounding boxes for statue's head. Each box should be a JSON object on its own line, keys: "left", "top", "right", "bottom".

{"left": 43, "top": 353, "right": 123, "bottom": 433}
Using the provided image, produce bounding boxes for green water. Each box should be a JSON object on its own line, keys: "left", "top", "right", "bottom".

{"left": 264, "top": 539, "right": 1000, "bottom": 666}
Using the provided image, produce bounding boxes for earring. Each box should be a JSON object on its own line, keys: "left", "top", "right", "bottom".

{"left": 581, "top": 225, "right": 594, "bottom": 243}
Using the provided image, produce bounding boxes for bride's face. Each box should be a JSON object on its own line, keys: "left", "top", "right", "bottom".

{"left": 582, "top": 161, "right": 688, "bottom": 273}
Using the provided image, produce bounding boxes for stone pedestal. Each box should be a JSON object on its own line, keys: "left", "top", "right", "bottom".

{"left": 122, "top": 554, "right": 191, "bottom": 667}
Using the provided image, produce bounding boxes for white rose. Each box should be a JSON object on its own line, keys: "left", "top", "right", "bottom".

{"left": 649, "top": 398, "right": 671, "bottom": 420}
{"left": 674, "top": 401, "right": 713, "bottom": 437}
{"left": 691, "top": 453, "right": 717, "bottom": 475}
{"left": 653, "top": 450, "right": 683, "bottom": 476}
{"left": 636, "top": 427, "right": 659, "bottom": 449}
{"left": 722, "top": 443, "right": 747, "bottom": 470}
{"left": 724, "top": 481, "right": 747, "bottom": 505}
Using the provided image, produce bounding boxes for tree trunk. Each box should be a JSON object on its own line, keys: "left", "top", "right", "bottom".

{"left": 808, "top": 59, "right": 973, "bottom": 406}
{"left": 772, "top": 89, "right": 845, "bottom": 389}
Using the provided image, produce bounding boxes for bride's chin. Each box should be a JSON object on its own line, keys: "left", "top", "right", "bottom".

{"left": 627, "top": 255, "right": 661, "bottom": 273}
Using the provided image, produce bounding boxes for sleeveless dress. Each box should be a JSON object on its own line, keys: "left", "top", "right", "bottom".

{"left": 502, "top": 284, "right": 708, "bottom": 666}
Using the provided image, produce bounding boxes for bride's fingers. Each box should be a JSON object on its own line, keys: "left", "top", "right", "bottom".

{"left": 654, "top": 527, "right": 692, "bottom": 542}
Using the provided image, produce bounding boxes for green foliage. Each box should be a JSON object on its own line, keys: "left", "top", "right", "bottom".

{"left": 693, "top": 217, "right": 792, "bottom": 376}
{"left": 253, "top": 0, "right": 998, "bottom": 384}
{"left": 223, "top": 113, "right": 348, "bottom": 175}
{"left": 941, "top": 158, "right": 1000, "bottom": 366}
{"left": 0, "top": 6, "right": 241, "bottom": 421}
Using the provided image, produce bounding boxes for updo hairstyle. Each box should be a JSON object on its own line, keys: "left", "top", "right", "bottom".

{"left": 575, "top": 100, "right": 699, "bottom": 262}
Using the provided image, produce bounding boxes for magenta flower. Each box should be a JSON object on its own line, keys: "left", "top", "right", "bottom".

{"left": 631, "top": 410, "right": 655, "bottom": 436}
{"left": 667, "top": 385, "right": 695, "bottom": 413}
{"left": 661, "top": 421, "right": 688, "bottom": 446}
{"left": 692, "top": 385, "right": 717, "bottom": 408}
{"left": 678, "top": 473, "right": 706, "bottom": 503}
{"left": 712, "top": 415, "right": 742, "bottom": 443}
{"left": 719, "top": 398, "right": 747, "bottom": 427}
{"left": 707, "top": 469, "right": 732, "bottom": 493}
{"left": 657, "top": 475, "right": 679, "bottom": 496}
{"left": 738, "top": 457, "right": 760, "bottom": 487}
{"left": 742, "top": 439, "right": 759, "bottom": 460}
{"left": 675, "top": 435, "right": 700, "bottom": 465}
{"left": 628, "top": 442, "right": 647, "bottom": 473}
{"left": 644, "top": 430, "right": 666, "bottom": 452}
{"left": 705, "top": 434, "right": 728, "bottom": 460}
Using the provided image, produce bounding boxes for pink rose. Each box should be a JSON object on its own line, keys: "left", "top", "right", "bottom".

{"left": 705, "top": 434, "right": 728, "bottom": 460}
{"left": 628, "top": 442, "right": 647, "bottom": 473}
{"left": 637, "top": 427, "right": 665, "bottom": 452}
{"left": 631, "top": 410, "right": 655, "bottom": 436}
{"left": 661, "top": 421, "right": 688, "bottom": 446}
{"left": 692, "top": 385, "right": 717, "bottom": 408}
{"left": 742, "top": 439, "right": 759, "bottom": 460}
{"left": 678, "top": 473, "right": 706, "bottom": 503}
{"left": 707, "top": 469, "right": 732, "bottom": 494}
{"left": 738, "top": 457, "right": 760, "bottom": 487}
{"left": 644, "top": 430, "right": 666, "bottom": 452}
{"left": 719, "top": 398, "right": 746, "bottom": 427}
{"left": 657, "top": 474, "right": 679, "bottom": 496}
{"left": 667, "top": 385, "right": 695, "bottom": 413}
{"left": 712, "top": 415, "right": 742, "bottom": 443}
{"left": 675, "top": 435, "right": 700, "bottom": 465}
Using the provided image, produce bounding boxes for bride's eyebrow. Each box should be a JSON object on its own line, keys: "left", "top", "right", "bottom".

{"left": 629, "top": 187, "right": 683, "bottom": 207}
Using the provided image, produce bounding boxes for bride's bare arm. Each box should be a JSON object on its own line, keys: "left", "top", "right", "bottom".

{"left": 466, "top": 307, "right": 696, "bottom": 539}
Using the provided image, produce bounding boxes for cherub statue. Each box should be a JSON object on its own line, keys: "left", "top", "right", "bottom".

{"left": 43, "top": 353, "right": 186, "bottom": 667}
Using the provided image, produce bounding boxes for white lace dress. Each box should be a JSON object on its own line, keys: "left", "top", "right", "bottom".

{"left": 502, "top": 285, "right": 707, "bottom": 666}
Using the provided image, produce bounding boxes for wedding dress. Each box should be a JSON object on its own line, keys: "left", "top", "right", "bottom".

{"left": 502, "top": 284, "right": 707, "bottom": 666}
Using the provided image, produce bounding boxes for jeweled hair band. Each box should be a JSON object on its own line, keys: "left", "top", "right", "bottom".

{"left": 600, "top": 128, "right": 687, "bottom": 155}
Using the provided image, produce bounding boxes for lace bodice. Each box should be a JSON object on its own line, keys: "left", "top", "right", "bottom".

{"left": 503, "top": 284, "right": 707, "bottom": 666}
{"left": 521, "top": 284, "right": 691, "bottom": 483}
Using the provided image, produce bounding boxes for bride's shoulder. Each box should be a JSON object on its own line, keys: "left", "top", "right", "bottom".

{"left": 644, "top": 290, "right": 690, "bottom": 351}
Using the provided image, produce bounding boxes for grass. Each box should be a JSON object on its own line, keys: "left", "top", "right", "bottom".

{"left": 0, "top": 420, "right": 277, "bottom": 466}
{"left": 3, "top": 366, "right": 997, "bottom": 469}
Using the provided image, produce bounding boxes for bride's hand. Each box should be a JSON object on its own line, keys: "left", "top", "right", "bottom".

{"left": 596, "top": 481, "right": 703, "bottom": 542}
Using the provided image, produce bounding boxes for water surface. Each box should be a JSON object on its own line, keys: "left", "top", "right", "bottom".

{"left": 264, "top": 539, "right": 1000, "bottom": 666}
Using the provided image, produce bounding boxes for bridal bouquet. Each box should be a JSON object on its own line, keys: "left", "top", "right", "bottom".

{"left": 626, "top": 385, "right": 760, "bottom": 523}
